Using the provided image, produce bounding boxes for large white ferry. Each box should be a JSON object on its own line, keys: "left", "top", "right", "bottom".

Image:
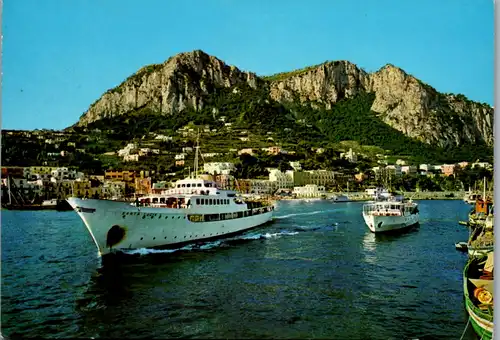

{"left": 67, "top": 138, "right": 274, "bottom": 257}
{"left": 362, "top": 193, "right": 419, "bottom": 233}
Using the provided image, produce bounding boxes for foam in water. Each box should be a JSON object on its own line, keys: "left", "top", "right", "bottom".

{"left": 120, "top": 230, "right": 303, "bottom": 256}
{"left": 262, "top": 231, "right": 299, "bottom": 238}
{"left": 275, "top": 210, "right": 329, "bottom": 220}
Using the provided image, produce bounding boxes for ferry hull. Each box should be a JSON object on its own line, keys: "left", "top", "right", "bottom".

{"left": 67, "top": 197, "right": 274, "bottom": 257}
{"left": 363, "top": 213, "right": 419, "bottom": 233}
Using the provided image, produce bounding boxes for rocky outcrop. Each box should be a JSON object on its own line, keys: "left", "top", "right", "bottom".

{"left": 76, "top": 50, "right": 493, "bottom": 148}
{"left": 269, "top": 63, "right": 493, "bottom": 148}
{"left": 77, "top": 50, "right": 261, "bottom": 126}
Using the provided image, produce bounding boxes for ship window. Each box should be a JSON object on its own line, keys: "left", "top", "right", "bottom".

{"left": 209, "top": 199, "right": 213, "bottom": 205}
{"left": 197, "top": 183, "right": 202, "bottom": 187}
{"left": 160, "top": 197, "right": 165, "bottom": 203}
{"left": 177, "top": 184, "right": 180, "bottom": 188}
{"left": 187, "top": 183, "right": 191, "bottom": 188}
{"left": 200, "top": 199, "right": 204, "bottom": 205}
{"left": 217, "top": 199, "right": 220, "bottom": 205}
{"left": 182, "top": 184, "right": 186, "bottom": 187}
{"left": 152, "top": 198, "right": 158, "bottom": 203}
{"left": 196, "top": 199, "right": 200, "bottom": 204}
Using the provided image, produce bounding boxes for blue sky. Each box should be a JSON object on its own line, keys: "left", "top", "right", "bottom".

{"left": 2, "top": 0, "right": 494, "bottom": 130}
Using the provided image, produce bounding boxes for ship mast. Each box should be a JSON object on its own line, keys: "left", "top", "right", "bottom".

{"left": 193, "top": 130, "right": 200, "bottom": 179}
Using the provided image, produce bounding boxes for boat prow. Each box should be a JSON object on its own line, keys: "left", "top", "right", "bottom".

{"left": 463, "top": 252, "right": 494, "bottom": 339}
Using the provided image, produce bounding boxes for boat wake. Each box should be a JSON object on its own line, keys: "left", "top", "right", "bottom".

{"left": 274, "top": 209, "right": 336, "bottom": 220}
{"left": 121, "top": 230, "right": 301, "bottom": 257}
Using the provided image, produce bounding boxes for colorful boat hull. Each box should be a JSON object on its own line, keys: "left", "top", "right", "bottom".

{"left": 463, "top": 257, "right": 494, "bottom": 340}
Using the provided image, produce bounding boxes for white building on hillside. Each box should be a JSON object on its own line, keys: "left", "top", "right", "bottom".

{"left": 203, "top": 162, "right": 236, "bottom": 175}
{"left": 289, "top": 161, "right": 302, "bottom": 171}
{"left": 268, "top": 169, "right": 293, "bottom": 190}
{"left": 293, "top": 184, "right": 326, "bottom": 198}
{"left": 117, "top": 143, "right": 137, "bottom": 157}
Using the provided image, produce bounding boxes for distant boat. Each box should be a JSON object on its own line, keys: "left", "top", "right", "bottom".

{"left": 463, "top": 252, "right": 494, "bottom": 339}
{"left": 3, "top": 199, "right": 72, "bottom": 211}
{"left": 455, "top": 241, "right": 468, "bottom": 252}
{"left": 464, "top": 192, "right": 481, "bottom": 205}
{"left": 362, "top": 194, "right": 419, "bottom": 233}
{"left": 329, "top": 194, "right": 350, "bottom": 202}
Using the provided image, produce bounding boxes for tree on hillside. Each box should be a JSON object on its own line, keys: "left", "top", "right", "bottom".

{"left": 278, "top": 161, "right": 293, "bottom": 173}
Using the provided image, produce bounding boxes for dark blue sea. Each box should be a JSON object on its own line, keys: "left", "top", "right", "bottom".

{"left": 2, "top": 200, "right": 478, "bottom": 339}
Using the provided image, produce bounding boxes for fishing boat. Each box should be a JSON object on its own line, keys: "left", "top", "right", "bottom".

{"left": 67, "top": 137, "right": 275, "bottom": 257}
{"left": 464, "top": 192, "right": 482, "bottom": 205}
{"left": 467, "top": 215, "right": 494, "bottom": 257}
{"left": 463, "top": 252, "right": 494, "bottom": 339}
{"left": 362, "top": 194, "right": 419, "bottom": 233}
{"left": 468, "top": 197, "right": 494, "bottom": 228}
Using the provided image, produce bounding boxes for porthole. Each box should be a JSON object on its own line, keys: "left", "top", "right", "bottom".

{"left": 164, "top": 237, "right": 167, "bottom": 239}
{"left": 142, "top": 216, "right": 145, "bottom": 219}
{"left": 140, "top": 237, "right": 143, "bottom": 240}
{"left": 184, "top": 236, "right": 187, "bottom": 238}
{"left": 153, "top": 237, "right": 156, "bottom": 240}
{"left": 165, "top": 216, "right": 168, "bottom": 219}
{"left": 175, "top": 236, "right": 177, "bottom": 239}
{"left": 178, "top": 216, "right": 181, "bottom": 219}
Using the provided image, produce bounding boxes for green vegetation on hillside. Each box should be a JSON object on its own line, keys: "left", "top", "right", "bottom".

{"left": 262, "top": 62, "right": 329, "bottom": 82}
{"left": 3, "top": 78, "right": 493, "bottom": 178}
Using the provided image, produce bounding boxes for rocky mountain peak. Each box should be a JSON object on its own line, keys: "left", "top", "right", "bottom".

{"left": 75, "top": 51, "right": 493, "bottom": 149}
{"left": 77, "top": 50, "right": 259, "bottom": 126}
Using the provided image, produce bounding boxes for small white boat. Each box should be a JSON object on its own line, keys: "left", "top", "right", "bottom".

{"left": 362, "top": 194, "right": 419, "bottom": 233}
{"left": 464, "top": 192, "right": 481, "bottom": 205}
{"left": 330, "top": 194, "right": 350, "bottom": 202}
{"left": 41, "top": 199, "right": 58, "bottom": 208}
{"left": 455, "top": 241, "right": 468, "bottom": 251}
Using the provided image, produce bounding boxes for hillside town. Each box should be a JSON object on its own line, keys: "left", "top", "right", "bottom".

{"left": 1, "top": 154, "right": 492, "bottom": 203}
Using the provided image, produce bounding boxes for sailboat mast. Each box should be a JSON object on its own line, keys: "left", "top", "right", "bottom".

{"left": 7, "top": 176, "right": 12, "bottom": 205}
{"left": 483, "top": 176, "right": 486, "bottom": 199}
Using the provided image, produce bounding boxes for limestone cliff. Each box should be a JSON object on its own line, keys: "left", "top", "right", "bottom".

{"left": 76, "top": 50, "right": 493, "bottom": 148}
{"left": 268, "top": 63, "right": 493, "bottom": 148}
{"left": 78, "top": 50, "right": 261, "bottom": 126}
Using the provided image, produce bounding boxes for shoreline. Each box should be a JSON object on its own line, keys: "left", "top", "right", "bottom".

{"left": 273, "top": 191, "right": 474, "bottom": 202}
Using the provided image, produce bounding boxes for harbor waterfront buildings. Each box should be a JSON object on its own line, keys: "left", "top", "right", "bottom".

{"left": 1, "top": 158, "right": 491, "bottom": 201}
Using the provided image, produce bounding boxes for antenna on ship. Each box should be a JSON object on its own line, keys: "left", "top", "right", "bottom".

{"left": 193, "top": 130, "right": 200, "bottom": 179}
